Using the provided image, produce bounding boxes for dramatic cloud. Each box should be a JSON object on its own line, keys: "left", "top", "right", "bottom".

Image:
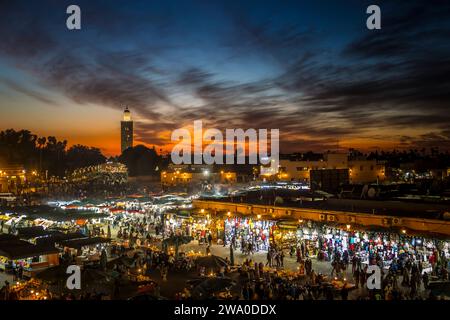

{"left": 0, "top": 0, "right": 449, "bottom": 154}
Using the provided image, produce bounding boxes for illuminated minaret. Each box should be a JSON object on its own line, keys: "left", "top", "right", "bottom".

{"left": 121, "top": 107, "right": 133, "bottom": 153}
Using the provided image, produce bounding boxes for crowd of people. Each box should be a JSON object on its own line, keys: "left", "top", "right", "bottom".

{"left": 1, "top": 196, "right": 450, "bottom": 300}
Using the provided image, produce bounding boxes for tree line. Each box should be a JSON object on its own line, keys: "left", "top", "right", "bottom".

{"left": 0, "top": 129, "right": 164, "bottom": 178}
{"left": 0, "top": 129, "right": 106, "bottom": 177}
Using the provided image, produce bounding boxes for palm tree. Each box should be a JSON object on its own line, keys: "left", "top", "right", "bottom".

{"left": 37, "top": 137, "right": 46, "bottom": 173}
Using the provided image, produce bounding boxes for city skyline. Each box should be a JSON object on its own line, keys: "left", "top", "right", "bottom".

{"left": 1, "top": 0, "right": 450, "bottom": 156}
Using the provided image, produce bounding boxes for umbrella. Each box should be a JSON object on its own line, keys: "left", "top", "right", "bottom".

{"left": 119, "top": 256, "right": 137, "bottom": 268}
{"left": 35, "top": 265, "right": 68, "bottom": 284}
{"left": 36, "top": 265, "right": 111, "bottom": 294}
{"left": 136, "top": 280, "right": 158, "bottom": 294}
{"left": 128, "top": 294, "right": 167, "bottom": 300}
{"left": 195, "top": 255, "right": 228, "bottom": 269}
{"left": 67, "top": 267, "right": 113, "bottom": 294}
{"left": 428, "top": 281, "right": 450, "bottom": 297}
{"left": 81, "top": 268, "right": 112, "bottom": 284}
{"left": 191, "top": 277, "right": 236, "bottom": 299}
{"left": 186, "top": 277, "right": 209, "bottom": 287}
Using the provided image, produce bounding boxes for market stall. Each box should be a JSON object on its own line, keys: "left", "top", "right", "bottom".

{"left": 0, "top": 234, "right": 60, "bottom": 277}
{"left": 57, "top": 237, "right": 111, "bottom": 264}
{"left": 223, "top": 217, "right": 273, "bottom": 253}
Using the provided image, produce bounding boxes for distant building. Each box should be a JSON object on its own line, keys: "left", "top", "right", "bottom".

{"left": 348, "top": 159, "right": 386, "bottom": 184}
{"left": 310, "top": 168, "right": 349, "bottom": 193}
{"left": 161, "top": 164, "right": 237, "bottom": 188}
{"left": 120, "top": 107, "right": 133, "bottom": 153}
{"left": 0, "top": 165, "right": 26, "bottom": 193}
{"left": 262, "top": 152, "right": 385, "bottom": 184}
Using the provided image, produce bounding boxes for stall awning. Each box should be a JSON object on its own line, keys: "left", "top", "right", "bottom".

{"left": 16, "top": 226, "right": 59, "bottom": 239}
{"left": 166, "top": 209, "right": 193, "bottom": 218}
{"left": 0, "top": 237, "right": 59, "bottom": 260}
{"left": 58, "top": 237, "right": 111, "bottom": 249}
{"left": 276, "top": 219, "right": 299, "bottom": 230}
{"left": 35, "top": 232, "right": 86, "bottom": 246}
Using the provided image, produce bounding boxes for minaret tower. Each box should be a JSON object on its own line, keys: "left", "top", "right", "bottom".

{"left": 121, "top": 107, "right": 133, "bottom": 153}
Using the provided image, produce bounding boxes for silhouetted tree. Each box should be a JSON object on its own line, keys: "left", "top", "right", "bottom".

{"left": 118, "top": 145, "right": 161, "bottom": 177}
{"left": 66, "top": 145, "right": 106, "bottom": 171}
{"left": 0, "top": 129, "right": 107, "bottom": 178}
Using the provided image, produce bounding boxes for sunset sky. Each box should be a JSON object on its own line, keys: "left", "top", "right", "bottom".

{"left": 1, "top": 0, "right": 450, "bottom": 156}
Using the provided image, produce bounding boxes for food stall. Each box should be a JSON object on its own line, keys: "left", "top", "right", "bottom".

{"left": 9, "top": 279, "right": 51, "bottom": 300}
{"left": 224, "top": 217, "right": 273, "bottom": 251}
{"left": 0, "top": 234, "right": 60, "bottom": 277}
{"left": 274, "top": 220, "right": 299, "bottom": 249}
{"left": 57, "top": 237, "right": 111, "bottom": 264}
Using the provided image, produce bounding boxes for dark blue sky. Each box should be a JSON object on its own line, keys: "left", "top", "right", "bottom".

{"left": 1, "top": 0, "right": 450, "bottom": 155}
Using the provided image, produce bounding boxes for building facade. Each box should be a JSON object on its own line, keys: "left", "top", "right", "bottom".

{"left": 263, "top": 152, "right": 385, "bottom": 184}
{"left": 161, "top": 164, "right": 237, "bottom": 188}
{"left": 0, "top": 165, "right": 27, "bottom": 193}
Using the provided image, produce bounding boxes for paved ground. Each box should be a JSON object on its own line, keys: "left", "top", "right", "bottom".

{"left": 177, "top": 240, "right": 430, "bottom": 300}
{"left": 0, "top": 225, "right": 430, "bottom": 299}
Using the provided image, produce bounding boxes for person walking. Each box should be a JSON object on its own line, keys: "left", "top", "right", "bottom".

{"left": 266, "top": 249, "right": 272, "bottom": 267}
{"left": 422, "top": 272, "right": 429, "bottom": 290}
{"left": 207, "top": 233, "right": 213, "bottom": 246}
